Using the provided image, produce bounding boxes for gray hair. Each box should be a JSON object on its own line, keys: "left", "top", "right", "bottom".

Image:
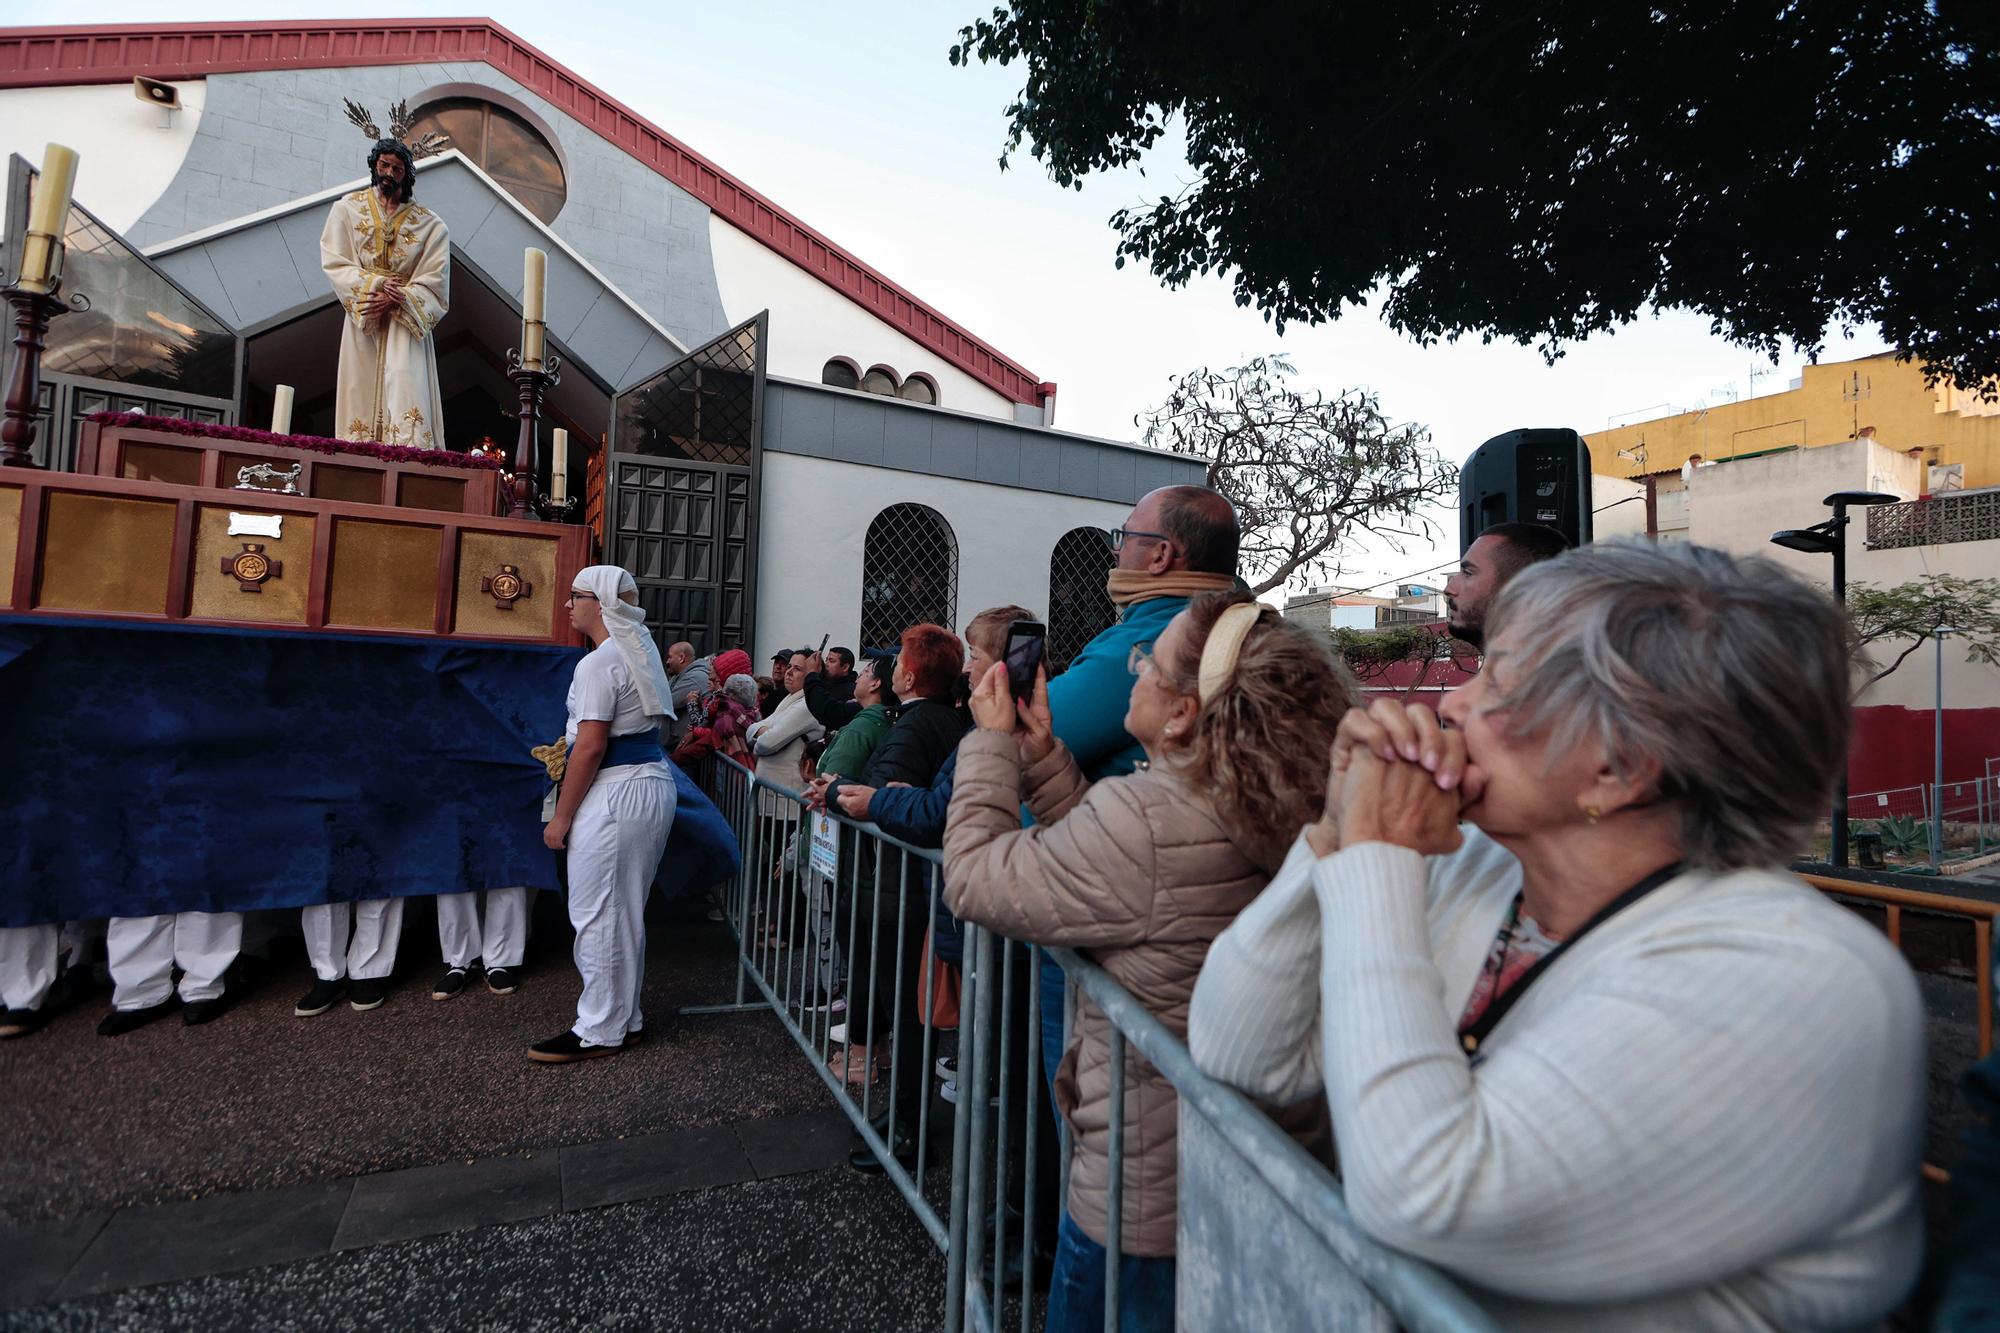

{"left": 722, "top": 674, "right": 759, "bottom": 708}
{"left": 1485, "top": 538, "right": 1853, "bottom": 871}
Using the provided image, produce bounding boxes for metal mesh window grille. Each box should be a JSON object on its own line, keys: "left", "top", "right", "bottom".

{"left": 1866, "top": 489, "right": 2000, "bottom": 549}
{"left": 615, "top": 324, "right": 759, "bottom": 466}
{"left": 859, "top": 503, "right": 958, "bottom": 651}
{"left": 1048, "top": 527, "right": 1115, "bottom": 674}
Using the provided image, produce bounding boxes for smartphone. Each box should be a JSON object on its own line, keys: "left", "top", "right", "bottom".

{"left": 817, "top": 633, "right": 829, "bottom": 655}
{"left": 1004, "top": 620, "right": 1047, "bottom": 702}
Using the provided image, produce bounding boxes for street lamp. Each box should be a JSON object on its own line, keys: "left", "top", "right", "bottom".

{"left": 1933, "top": 625, "right": 1962, "bottom": 870}
{"left": 1770, "top": 489, "right": 1901, "bottom": 867}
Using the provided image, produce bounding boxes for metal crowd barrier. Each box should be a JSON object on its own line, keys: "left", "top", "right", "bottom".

{"left": 688, "top": 754, "right": 1493, "bottom": 1332}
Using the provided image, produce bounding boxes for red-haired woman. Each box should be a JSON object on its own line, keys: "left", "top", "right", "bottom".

{"left": 822, "top": 624, "right": 966, "bottom": 1120}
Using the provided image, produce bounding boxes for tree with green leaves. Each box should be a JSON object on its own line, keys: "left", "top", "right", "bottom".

{"left": 1330, "top": 623, "right": 1478, "bottom": 699}
{"left": 1845, "top": 574, "right": 2000, "bottom": 692}
{"left": 1139, "top": 355, "right": 1453, "bottom": 595}
{"left": 951, "top": 3, "right": 2000, "bottom": 392}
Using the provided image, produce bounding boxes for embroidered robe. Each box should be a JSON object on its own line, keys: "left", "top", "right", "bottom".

{"left": 320, "top": 189, "right": 450, "bottom": 449}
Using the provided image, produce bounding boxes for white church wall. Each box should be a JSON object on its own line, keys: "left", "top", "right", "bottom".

{"left": 709, "top": 217, "right": 1017, "bottom": 422}
{"left": 754, "top": 452, "right": 1129, "bottom": 658}
{"left": 0, "top": 82, "right": 204, "bottom": 233}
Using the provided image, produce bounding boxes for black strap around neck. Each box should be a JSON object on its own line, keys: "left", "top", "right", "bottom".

{"left": 1456, "top": 860, "right": 1685, "bottom": 1057}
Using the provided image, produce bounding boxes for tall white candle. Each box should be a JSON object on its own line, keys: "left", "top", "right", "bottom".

{"left": 270, "top": 384, "right": 295, "bottom": 435}
{"left": 522, "top": 248, "right": 547, "bottom": 323}
{"left": 18, "top": 143, "right": 79, "bottom": 293}
{"left": 550, "top": 428, "right": 569, "bottom": 507}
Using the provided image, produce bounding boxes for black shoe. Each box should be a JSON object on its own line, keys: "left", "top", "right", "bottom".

{"left": 295, "top": 977, "right": 345, "bottom": 1016}
{"left": 182, "top": 995, "right": 228, "bottom": 1026}
{"left": 528, "top": 1030, "right": 624, "bottom": 1063}
{"left": 431, "top": 967, "right": 469, "bottom": 1001}
{"left": 0, "top": 1007, "right": 46, "bottom": 1039}
{"left": 98, "top": 999, "right": 176, "bottom": 1036}
{"left": 484, "top": 967, "right": 517, "bottom": 995}
{"left": 847, "top": 1126, "right": 918, "bottom": 1174}
{"left": 348, "top": 979, "right": 387, "bottom": 1011}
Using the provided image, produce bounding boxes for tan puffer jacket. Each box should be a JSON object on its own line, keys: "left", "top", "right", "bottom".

{"left": 943, "top": 728, "right": 1268, "bottom": 1257}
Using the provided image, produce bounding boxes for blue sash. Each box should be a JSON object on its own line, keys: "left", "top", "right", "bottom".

{"left": 602, "top": 728, "right": 665, "bottom": 768}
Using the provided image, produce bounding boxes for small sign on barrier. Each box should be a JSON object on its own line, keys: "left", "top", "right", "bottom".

{"left": 809, "top": 811, "right": 840, "bottom": 880}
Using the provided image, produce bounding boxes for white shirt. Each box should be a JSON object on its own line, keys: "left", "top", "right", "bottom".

{"left": 1188, "top": 829, "right": 1925, "bottom": 1330}
{"left": 566, "top": 640, "right": 653, "bottom": 744}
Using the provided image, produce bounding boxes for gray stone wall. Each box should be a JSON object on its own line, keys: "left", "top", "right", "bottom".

{"left": 764, "top": 377, "right": 1205, "bottom": 503}
{"left": 130, "top": 63, "right": 727, "bottom": 348}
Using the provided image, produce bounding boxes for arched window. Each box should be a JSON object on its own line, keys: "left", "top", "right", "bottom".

{"left": 821, "top": 358, "right": 861, "bottom": 391}
{"left": 899, "top": 373, "right": 938, "bottom": 405}
{"left": 861, "top": 366, "right": 899, "bottom": 397}
{"left": 1048, "top": 527, "right": 1116, "bottom": 674}
{"left": 859, "top": 503, "right": 958, "bottom": 651}
{"left": 407, "top": 96, "right": 567, "bottom": 223}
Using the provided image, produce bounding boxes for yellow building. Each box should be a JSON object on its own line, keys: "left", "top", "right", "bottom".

{"left": 1586, "top": 352, "right": 2000, "bottom": 490}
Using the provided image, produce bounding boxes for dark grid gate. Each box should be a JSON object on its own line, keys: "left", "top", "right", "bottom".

{"left": 608, "top": 314, "right": 766, "bottom": 656}
{"left": 859, "top": 503, "right": 958, "bottom": 652}
{"left": 1047, "top": 526, "right": 1115, "bottom": 674}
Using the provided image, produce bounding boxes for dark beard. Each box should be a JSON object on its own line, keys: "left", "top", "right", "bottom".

{"left": 372, "top": 172, "right": 411, "bottom": 204}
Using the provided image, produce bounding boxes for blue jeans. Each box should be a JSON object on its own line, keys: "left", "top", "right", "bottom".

{"left": 1045, "top": 1212, "right": 1175, "bottom": 1333}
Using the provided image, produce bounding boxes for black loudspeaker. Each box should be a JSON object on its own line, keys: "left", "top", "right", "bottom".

{"left": 1459, "top": 428, "right": 1593, "bottom": 553}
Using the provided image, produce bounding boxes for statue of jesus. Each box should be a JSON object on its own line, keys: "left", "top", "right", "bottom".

{"left": 320, "top": 128, "right": 450, "bottom": 449}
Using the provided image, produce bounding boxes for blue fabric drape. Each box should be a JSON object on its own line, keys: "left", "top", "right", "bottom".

{"left": 0, "top": 618, "right": 738, "bottom": 927}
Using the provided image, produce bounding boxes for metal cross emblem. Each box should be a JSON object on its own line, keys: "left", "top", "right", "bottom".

{"left": 482, "top": 563, "right": 532, "bottom": 610}
{"left": 222, "top": 542, "right": 282, "bottom": 593}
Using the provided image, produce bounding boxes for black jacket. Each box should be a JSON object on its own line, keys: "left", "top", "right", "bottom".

{"left": 831, "top": 697, "right": 965, "bottom": 802}
{"left": 803, "top": 671, "right": 860, "bottom": 730}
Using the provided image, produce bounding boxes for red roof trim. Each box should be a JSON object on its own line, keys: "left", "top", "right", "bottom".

{"left": 0, "top": 18, "right": 1048, "bottom": 406}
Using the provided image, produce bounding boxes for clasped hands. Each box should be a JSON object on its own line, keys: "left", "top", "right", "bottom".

{"left": 1306, "top": 699, "right": 1488, "bottom": 860}
{"left": 804, "top": 776, "right": 908, "bottom": 820}
{"left": 360, "top": 277, "right": 407, "bottom": 324}
{"left": 969, "top": 661, "right": 1054, "bottom": 764}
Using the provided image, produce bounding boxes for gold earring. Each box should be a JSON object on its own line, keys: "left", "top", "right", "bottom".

{"left": 1583, "top": 804, "right": 1602, "bottom": 824}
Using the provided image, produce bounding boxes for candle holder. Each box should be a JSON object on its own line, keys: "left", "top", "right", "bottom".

{"left": 536, "top": 492, "right": 581, "bottom": 524}
{"left": 504, "top": 346, "right": 563, "bottom": 520}
{"left": 1, "top": 274, "right": 86, "bottom": 470}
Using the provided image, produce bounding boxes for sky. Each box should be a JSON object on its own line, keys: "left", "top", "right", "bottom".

{"left": 23, "top": 0, "right": 1896, "bottom": 593}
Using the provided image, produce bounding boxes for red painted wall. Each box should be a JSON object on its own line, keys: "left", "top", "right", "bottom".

{"left": 1849, "top": 705, "right": 2000, "bottom": 795}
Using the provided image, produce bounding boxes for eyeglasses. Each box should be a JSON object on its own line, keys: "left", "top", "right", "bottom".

{"left": 568, "top": 590, "right": 598, "bottom": 602}
{"left": 1109, "top": 527, "right": 1173, "bottom": 553}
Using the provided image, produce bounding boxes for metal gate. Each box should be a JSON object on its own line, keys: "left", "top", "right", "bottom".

{"left": 606, "top": 313, "right": 766, "bottom": 656}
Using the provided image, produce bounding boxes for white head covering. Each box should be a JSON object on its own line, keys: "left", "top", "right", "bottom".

{"left": 574, "top": 564, "right": 676, "bottom": 723}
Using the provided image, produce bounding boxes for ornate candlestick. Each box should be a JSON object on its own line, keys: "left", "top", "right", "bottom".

{"left": 505, "top": 347, "right": 562, "bottom": 520}
{"left": 0, "top": 283, "right": 73, "bottom": 469}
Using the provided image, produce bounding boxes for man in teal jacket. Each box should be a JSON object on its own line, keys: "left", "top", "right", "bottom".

{"left": 1035, "top": 482, "right": 1241, "bottom": 1132}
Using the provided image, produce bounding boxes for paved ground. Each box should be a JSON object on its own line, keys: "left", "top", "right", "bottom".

{"left": 0, "top": 895, "right": 964, "bottom": 1330}
{"left": 0, "top": 897, "right": 831, "bottom": 1226}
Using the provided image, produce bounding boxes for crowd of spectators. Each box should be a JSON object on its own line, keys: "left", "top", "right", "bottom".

{"left": 713, "top": 480, "right": 1963, "bottom": 1333}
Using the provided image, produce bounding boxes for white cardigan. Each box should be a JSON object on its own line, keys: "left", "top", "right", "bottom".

{"left": 1187, "top": 829, "right": 1926, "bottom": 1331}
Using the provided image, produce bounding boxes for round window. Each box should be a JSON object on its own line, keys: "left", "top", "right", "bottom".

{"left": 407, "top": 97, "right": 567, "bottom": 223}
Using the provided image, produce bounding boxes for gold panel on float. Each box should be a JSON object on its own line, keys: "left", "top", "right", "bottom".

{"left": 454, "top": 530, "right": 558, "bottom": 639}
{"left": 37, "top": 491, "right": 176, "bottom": 615}
{"left": 398, "top": 473, "right": 468, "bottom": 513}
{"left": 0, "top": 485, "right": 20, "bottom": 607}
{"left": 189, "top": 506, "right": 315, "bottom": 625}
{"left": 120, "top": 442, "right": 204, "bottom": 487}
{"left": 326, "top": 517, "right": 440, "bottom": 632}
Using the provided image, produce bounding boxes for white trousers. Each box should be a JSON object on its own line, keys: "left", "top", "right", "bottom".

{"left": 437, "top": 888, "right": 531, "bottom": 969}
{"left": 0, "top": 924, "right": 58, "bottom": 1011}
{"left": 567, "top": 766, "right": 675, "bottom": 1046}
{"left": 107, "top": 912, "right": 241, "bottom": 1009}
{"left": 302, "top": 899, "right": 404, "bottom": 981}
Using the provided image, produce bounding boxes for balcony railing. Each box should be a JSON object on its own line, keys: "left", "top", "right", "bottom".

{"left": 1867, "top": 487, "right": 2000, "bottom": 549}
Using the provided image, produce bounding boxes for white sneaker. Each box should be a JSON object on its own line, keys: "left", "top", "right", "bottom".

{"left": 940, "top": 1078, "right": 959, "bottom": 1105}
{"left": 935, "top": 1054, "right": 956, "bottom": 1081}
{"left": 829, "top": 1021, "right": 848, "bottom": 1043}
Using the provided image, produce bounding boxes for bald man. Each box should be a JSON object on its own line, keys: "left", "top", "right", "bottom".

{"left": 665, "top": 642, "right": 710, "bottom": 745}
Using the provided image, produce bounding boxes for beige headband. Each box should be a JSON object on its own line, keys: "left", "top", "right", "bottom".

{"left": 1197, "top": 602, "right": 1265, "bottom": 704}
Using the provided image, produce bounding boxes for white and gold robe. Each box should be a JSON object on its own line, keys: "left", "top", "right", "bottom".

{"left": 320, "top": 189, "right": 449, "bottom": 449}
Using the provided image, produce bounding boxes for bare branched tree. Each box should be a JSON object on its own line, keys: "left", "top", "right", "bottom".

{"left": 1140, "top": 356, "right": 1456, "bottom": 596}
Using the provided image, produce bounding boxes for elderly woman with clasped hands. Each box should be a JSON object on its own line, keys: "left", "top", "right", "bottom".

{"left": 1189, "top": 538, "right": 1927, "bottom": 1330}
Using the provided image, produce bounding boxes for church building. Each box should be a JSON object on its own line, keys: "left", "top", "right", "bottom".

{"left": 0, "top": 18, "right": 1200, "bottom": 662}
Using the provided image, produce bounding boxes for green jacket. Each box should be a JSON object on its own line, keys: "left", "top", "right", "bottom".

{"left": 818, "top": 703, "right": 894, "bottom": 779}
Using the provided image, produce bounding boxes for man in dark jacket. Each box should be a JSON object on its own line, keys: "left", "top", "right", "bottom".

{"left": 802, "top": 646, "right": 860, "bottom": 729}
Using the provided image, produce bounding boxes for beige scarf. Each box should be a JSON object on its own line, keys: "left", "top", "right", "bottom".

{"left": 1105, "top": 569, "right": 1240, "bottom": 607}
